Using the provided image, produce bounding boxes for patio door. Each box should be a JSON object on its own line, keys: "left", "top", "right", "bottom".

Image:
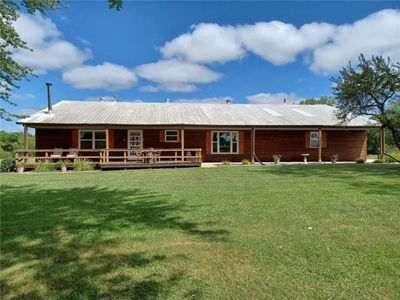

{"left": 127, "top": 130, "right": 143, "bottom": 157}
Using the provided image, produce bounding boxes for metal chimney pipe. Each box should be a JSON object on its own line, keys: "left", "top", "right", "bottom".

{"left": 46, "top": 82, "right": 53, "bottom": 113}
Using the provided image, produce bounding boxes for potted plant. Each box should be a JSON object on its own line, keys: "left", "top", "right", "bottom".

{"left": 16, "top": 161, "right": 24, "bottom": 174}
{"left": 272, "top": 154, "right": 281, "bottom": 164}
{"left": 56, "top": 160, "right": 69, "bottom": 172}
{"left": 331, "top": 154, "right": 339, "bottom": 164}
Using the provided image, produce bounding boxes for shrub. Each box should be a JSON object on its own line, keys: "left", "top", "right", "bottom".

{"left": 241, "top": 159, "right": 250, "bottom": 165}
{"left": 373, "top": 159, "right": 385, "bottom": 163}
{"left": 355, "top": 157, "right": 365, "bottom": 163}
{"left": 73, "top": 159, "right": 94, "bottom": 171}
{"left": 34, "top": 161, "right": 55, "bottom": 172}
{"left": 222, "top": 160, "right": 231, "bottom": 165}
{"left": 1, "top": 157, "right": 15, "bottom": 172}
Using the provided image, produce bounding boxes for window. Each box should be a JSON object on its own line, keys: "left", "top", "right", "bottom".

{"left": 165, "top": 130, "right": 179, "bottom": 142}
{"left": 310, "top": 131, "right": 319, "bottom": 148}
{"left": 212, "top": 131, "right": 238, "bottom": 154}
{"left": 80, "top": 130, "right": 106, "bottom": 149}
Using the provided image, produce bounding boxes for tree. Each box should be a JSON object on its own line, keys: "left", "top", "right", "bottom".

{"left": 0, "top": 0, "right": 122, "bottom": 121}
{"left": 332, "top": 54, "right": 400, "bottom": 150}
{"left": 299, "top": 96, "right": 335, "bottom": 106}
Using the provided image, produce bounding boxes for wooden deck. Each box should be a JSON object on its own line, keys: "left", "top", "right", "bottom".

{"left": 15, "top": 148, "right": 202, "bottom": 170}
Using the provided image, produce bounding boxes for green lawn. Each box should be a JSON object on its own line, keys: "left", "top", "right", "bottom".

{"left": 1, "top": 165, "right": 399, "bottom": 299}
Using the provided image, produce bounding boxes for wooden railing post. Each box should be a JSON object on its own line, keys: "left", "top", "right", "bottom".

{"left": 181, "top": 128, "right": 185, "bottom": 161}
{"left": 318, "top": 128, "right": 322, "bottom": 163}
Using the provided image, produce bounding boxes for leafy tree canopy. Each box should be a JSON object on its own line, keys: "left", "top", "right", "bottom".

{"left": 299, "top": 96, "right": 336, "bottom": 106}
{"left": 0, "top": 0, "right": 122, "bottom": 121}
{"left": 332, "top": 54, "right": 400, "bottom": 150}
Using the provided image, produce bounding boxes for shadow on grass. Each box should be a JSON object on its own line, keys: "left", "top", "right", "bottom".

{"left": 0, "top": 185, "right": 228, "bottom": 298}
{"left": 251, "top": 164, "right": 400, "bottom": 196}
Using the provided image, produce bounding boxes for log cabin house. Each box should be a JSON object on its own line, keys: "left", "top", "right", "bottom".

{"left": 17, "top": 94, "right": 379, "bottom": 169}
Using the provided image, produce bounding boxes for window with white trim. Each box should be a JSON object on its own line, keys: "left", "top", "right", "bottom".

{"left": 212, "top": 131, "right": 238, "bottom": 154}
{"left": 310, "top": 131, "right": 319, "bottom": 148}
{"left": 80, "top": 130, "right": 106, "bottom": 149}
{"left": 165, "top": 130, "right": 179, "bottom": 142}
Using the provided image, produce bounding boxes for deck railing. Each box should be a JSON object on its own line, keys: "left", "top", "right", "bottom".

{"left": 99, "top": 148, "right": 202, "bottom": 165}
{"left": 14, "top": 148, "right": 202, "bottom": 166}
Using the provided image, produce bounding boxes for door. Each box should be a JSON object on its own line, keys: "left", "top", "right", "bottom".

{"left": 127, "top": 130, "right": 143, "bottom": 158}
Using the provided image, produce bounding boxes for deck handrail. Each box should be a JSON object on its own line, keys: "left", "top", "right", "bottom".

{"left": 15, "top": 148, "right": 202, "bottom": 165}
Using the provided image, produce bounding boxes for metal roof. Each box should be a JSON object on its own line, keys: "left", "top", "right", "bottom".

{"left": 18, "top": 100, "right": 378, "bottom": 127}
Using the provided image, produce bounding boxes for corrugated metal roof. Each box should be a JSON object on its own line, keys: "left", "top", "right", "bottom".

{"left": 18, "top": 100, "right": 378, "bottom": 127}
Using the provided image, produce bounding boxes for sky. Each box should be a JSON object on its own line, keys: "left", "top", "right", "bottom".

{"left": 2, "top": 1, "right": 400, "bottom": 132}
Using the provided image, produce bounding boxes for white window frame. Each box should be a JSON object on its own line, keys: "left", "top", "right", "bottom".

{"left": 211, "top": 131, "right": 239, "bottom": 154}
{"left": 310, "top": 131, "right": 319, "bottom": 148}
{"left": 79, "top": 130, "right": 107, "bottom": 149}
{"left": 165, "top": 130, "right": 179, "bottom": 142}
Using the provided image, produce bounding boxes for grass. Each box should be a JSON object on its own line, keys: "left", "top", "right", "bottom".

{"left": 1, "top": 165, "right": 399, "bottom": 299}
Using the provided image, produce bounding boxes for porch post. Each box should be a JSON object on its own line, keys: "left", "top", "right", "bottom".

{"left": 318, "top": 128, "right": 322, "bottom": 163}
{"left": 23, "top": 125, "right": 28, "bottom": 164}
{"left": 251, "top": 127, "right": 255, "bottom": 164}
{"left": 181, "top": 128, "right": 185, "bottom": 161}
{"left": 23, "top": 125, "right": 28, "bottom": 151}
{"left": 105, "top": 128, "right": 109, "bottom": 163}
{"left": 379, "top": 127, "right": 385, "bottom": 159}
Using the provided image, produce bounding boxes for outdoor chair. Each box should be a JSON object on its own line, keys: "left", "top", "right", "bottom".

{"left": 66, "top": 149, "right": 78, "bottom": 161}
{"left": 50, "top": 148, "right": 63, "bottom": 159}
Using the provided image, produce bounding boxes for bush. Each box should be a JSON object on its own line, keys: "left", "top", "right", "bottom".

{"left": 73, "top": 159, "right": 94, "bottom": 171}
{"left": 222, "top": 160, "right": 231, "bottom": 165}
{"left": 241, "top": 159, "right": 250, "bottom": 165}
{"left": 1, "top": 157, "right": 15, "bottom": 172}
{"left": 355, "top": 157, "right": 365, "bottom": 163}
{"left": 34, "top": 161, "right": 55, "bottom": 172}
{"left": 383, "top": 146, "right": 400, "bottom": 163}
{"left": 373, "top": 159, "right": 385, "bottom": 163}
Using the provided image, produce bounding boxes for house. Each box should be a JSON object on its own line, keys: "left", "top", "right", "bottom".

{"left": 17, "top": 94, "right": 379, "bottom": 168}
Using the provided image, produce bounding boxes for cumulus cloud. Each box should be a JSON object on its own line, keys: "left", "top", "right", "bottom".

{"left": 246, "top": 92, "right": 304, "bottom": 104}
{"left": 238, "top": 21, "right": 335, "bottom": 65}
{"left": 13, "top": 14, "right": 91, "bottom": 73}
{"left": 136, "top": 59, "right": 222, "bottom": 92}
{"left": 159, "top": 9, "right": 399, "bottom": 74}
{"left": 62, "top": 62, "right": 138, "bottom": 91}
{"left": 310, "top": 9, "right": 400, "bottom": 73}
{"left": 172, "top": 96, "right": 233, "bottom": 103}
{"left": 161, "top": 23, "right": 245, "bottom": 64}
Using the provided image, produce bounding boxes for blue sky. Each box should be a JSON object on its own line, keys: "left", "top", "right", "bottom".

{"left": 2, "top": 1, "right": 400, "bottom": 131}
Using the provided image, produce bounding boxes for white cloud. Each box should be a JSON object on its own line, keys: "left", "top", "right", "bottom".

{"left": 238, "top": 21, "right": 335, "bottom": 65}
{"left": 10, "top": 93, "right": 35, "bottom": 101}
{"left": 136, "top": 59, "right": 222, "bottom": 92}
{"left": 13, "top": 14, "right": 91, "bottom": 73}
{"left": 172, "top": 96, "right": 233, "bottom": 103}
{"left": 158, "top": 9, "right": 399, "bottom": 74}
{"left": 311, "top": 9, "right": 400, "bottom": 73}
{"left": 246, "top": 92, "right": 304, "bottom": 104}
{"left": 161, "top": 23, "right": 245, "bottom": 64}
{"left": 62, "top": 62, "right": 138, "bottom": 91}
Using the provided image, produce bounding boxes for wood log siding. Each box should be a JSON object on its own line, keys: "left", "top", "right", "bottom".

{"left": 256, "top": 130, "right": 366, "bottom": 161}
{"left": 34, "top": 128, "right": 367, "bottom": 162}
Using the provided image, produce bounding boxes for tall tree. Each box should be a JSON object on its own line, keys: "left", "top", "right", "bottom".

{"left": 299, "top": 96, "right": 335, "bottom": 106}
{"left": 0, "top": 0, "right": 122, "bottom": 121}
{"left": 332, "top": 54, "right": 400, "bottom": 150}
